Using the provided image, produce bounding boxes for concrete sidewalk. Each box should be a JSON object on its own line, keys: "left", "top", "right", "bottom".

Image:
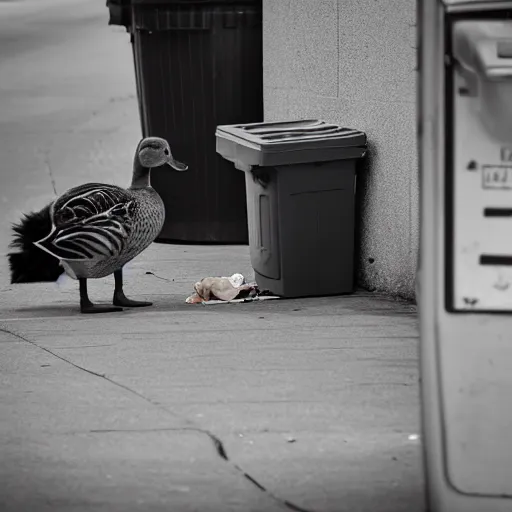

{"left": 0, "top": 243, "right": 423, "bottom": 512}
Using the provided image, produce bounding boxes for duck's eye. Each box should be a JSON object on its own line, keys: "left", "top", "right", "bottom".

{"left": 164, "top": 149, "right": 169, "bottom": 156}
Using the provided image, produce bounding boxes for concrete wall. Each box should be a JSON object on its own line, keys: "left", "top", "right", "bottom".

{"left": 262, "top": 0, "right": 418, "bottom": 299}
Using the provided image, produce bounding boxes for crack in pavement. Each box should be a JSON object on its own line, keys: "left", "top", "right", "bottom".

{"left": 37, "top": 148, "right": 58, "bottom": 196}
{"left": 0, "top": 326, "right": 315, "bottom": 512}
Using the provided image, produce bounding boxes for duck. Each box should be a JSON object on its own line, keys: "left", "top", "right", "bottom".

{"left": 7, "top": 136, "right": 188, "bottom": 314}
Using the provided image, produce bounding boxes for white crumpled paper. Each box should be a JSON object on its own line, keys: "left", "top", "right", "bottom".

{"left": 185, "top": 273, "right": 279, "bottom": 305}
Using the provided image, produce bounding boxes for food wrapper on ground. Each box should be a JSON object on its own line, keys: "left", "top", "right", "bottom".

{"left": 185, "top": 273, "right": 280, "bottom": 304}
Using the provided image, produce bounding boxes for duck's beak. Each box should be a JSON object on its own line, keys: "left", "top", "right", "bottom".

{"left": 167, "top": 157, "right": 188, "bottom": 171}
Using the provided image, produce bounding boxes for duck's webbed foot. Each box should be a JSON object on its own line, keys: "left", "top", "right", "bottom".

{"left": 82, "top": 303, "right": 124, "bottom": 314}
{"left": 112, "top": 269, "right": 153, "bottom": 308}
{"left": 113, "top": 291, "right": 152, "bottom": 308}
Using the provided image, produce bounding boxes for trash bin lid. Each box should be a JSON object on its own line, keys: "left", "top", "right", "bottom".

{"left": 215, "top": 119, "right": 366, "bottom": 154}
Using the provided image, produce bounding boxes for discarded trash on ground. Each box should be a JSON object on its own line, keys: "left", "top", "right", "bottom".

{"left": 186, "top": 273, "right": 280, "bottom": 305}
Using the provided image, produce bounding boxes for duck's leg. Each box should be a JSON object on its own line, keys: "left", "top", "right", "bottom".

{"left": 113, "top": 268, "right": 153, "bottom": 308}
{"left": 80, "top": 278, "right": 123, "bottom": 314}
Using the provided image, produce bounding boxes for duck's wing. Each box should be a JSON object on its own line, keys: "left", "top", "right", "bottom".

{"left": 36, "top": 183, "right": 137, "bottom": 261}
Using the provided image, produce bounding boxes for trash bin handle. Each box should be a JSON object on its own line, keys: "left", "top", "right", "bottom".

{"left": 252, "top": 168, "right": 270, "bottom": 188}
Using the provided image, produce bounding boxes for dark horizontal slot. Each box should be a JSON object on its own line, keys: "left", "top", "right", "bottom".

{"left": 484, "top": 208, "right": 512, "bottom": 217}
{"left": 480, "top": 255, "right": 512, "bottom": 266}
{"left": 498, "top": 41, "right": 512, "bottom": 59}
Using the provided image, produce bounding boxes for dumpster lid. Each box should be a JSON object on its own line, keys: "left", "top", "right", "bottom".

{"left": 215, "top": 120, "right": 366, "bottom": 153}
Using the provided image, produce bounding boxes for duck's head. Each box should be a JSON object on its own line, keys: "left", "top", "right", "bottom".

{"left": 137, "top": 137, "right": 188, "bottom": 171}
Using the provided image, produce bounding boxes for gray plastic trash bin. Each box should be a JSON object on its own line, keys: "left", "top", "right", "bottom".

{"left": 215, "top": 119, "right": 367, "bottom": 298}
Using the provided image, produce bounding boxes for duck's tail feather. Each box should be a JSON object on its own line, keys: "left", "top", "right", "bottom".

{"left": 7, "top": 203, "right": 64, "bottom": 283}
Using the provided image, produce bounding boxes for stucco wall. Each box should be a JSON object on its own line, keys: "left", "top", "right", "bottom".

{"left": 262, "top": 0, "right": 418, "bottom": 299}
